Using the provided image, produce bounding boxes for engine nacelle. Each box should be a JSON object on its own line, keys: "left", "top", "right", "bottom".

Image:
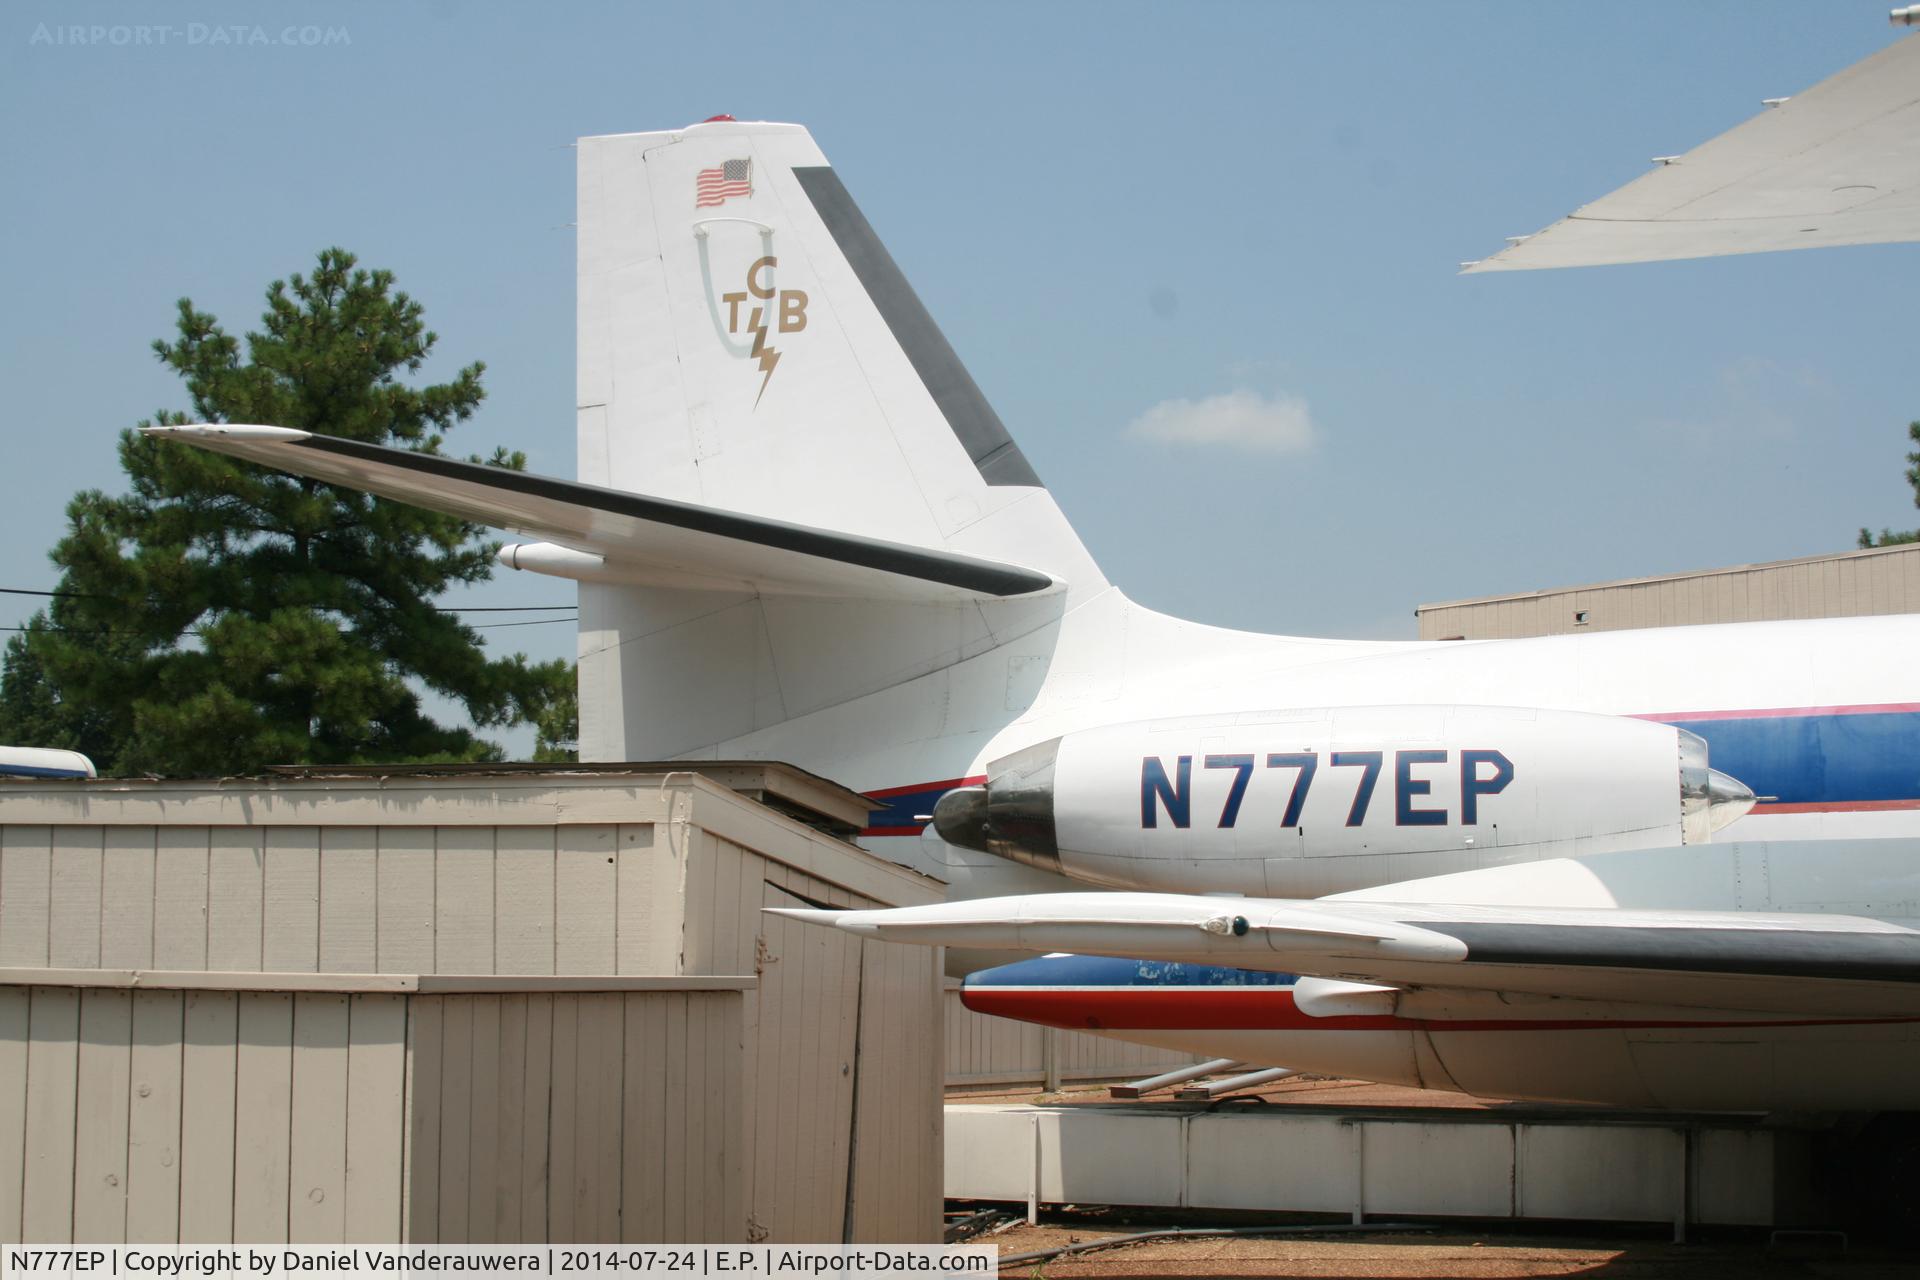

{"left": 932, "top": 705, "right": 1754, "bottom": 894}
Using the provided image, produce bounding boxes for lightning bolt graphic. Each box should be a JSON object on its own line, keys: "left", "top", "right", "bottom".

{"left": 747, "top": 305, "right": 780, "bottom": 407}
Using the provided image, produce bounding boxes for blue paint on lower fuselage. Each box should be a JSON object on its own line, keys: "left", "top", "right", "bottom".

{"left": 967, "top": 953, "right": 1296, "bottom": 990}
{"left": 1656, "top": 711, "right": 1920, "bottom": 807}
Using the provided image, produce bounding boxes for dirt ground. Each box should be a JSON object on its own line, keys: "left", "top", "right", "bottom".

{"left": 980, "top": 1221, "right": 1917, "bottom": 1278}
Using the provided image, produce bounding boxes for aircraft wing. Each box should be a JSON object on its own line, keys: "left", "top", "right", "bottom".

{"left": 1466, "top": 31, "right": 1920, "bottom": 271}
{"left": 770, "top": 891, "right": 1920, "bottom": 1018}
{"left": 140, "top": 424, "right": 1058, "bottom": 602}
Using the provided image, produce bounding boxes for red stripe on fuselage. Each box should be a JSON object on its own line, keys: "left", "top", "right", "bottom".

{"left": 863, "top": 775, "right": 986, "bottom": 801}
{"left": 1631, "top": 702, "right": 1920, "bottom": 722}
{"left": 961, "top": 987, "right": 1917, "bottom": 1034}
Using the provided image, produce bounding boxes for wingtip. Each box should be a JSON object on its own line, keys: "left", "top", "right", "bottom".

{"left": 143, "top": 423, "right": 312, "bottom": 442}
{"left": 763, "top": 906, "right": 875, "bottom": 934}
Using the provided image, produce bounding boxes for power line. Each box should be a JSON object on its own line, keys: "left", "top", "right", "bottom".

{"left": 2, "top": 586, "right": 576, "bottom": 613}
{"left": 5, "top": 616, "right": 578, "bottom": 635}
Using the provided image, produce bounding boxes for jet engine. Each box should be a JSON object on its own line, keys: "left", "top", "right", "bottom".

{"left": 932, "top": 705, "right": 1755, "bottom": 895}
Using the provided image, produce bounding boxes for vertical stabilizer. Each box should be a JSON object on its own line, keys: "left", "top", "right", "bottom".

{"left": 572, "top": 121, "right": 1106, "bottom": 765}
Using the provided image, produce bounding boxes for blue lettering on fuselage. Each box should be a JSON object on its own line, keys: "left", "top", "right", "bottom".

{"left": 1140, "top": 749, "right": 1515, "bottom": 829}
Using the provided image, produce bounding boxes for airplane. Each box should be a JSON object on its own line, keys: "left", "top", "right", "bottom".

{"left": 141, "top": 119, "right": 1920, "bottom": 931}
{"left": 0, "top": 746, "right": 96, "bottom": 779}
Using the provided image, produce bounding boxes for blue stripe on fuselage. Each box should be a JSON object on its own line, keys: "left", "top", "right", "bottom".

{"left": 966, "top": 953, "right": 1297, "bottom": 989}
{"left": 1654, "top": 711, "right": 1920, "bottom": 807}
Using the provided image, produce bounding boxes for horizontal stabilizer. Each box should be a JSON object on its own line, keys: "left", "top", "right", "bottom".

{"left": 142, "top": 424, "right": 1059, "bottom": 602}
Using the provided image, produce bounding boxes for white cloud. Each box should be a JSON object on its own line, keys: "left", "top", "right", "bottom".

{"left": 1124, "top": 389, "right": 1318, "bottom": 455}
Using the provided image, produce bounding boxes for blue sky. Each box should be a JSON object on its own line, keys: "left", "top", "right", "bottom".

{"left": 3, "top": 3, "right": 1914, "bottom": 754}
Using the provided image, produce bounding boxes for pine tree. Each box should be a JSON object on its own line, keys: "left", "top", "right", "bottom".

{"left": 1859, "top": 420, "right": 1920, "bottom": 549}
{"left": 0, "top": 248, "right": 575, "bottom": 775}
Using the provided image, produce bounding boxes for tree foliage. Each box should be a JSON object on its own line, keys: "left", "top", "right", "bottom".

{"left": 1859, "top": 420, "right": 1920, "bottom": 549}
{"left": 0, "top": 248, "right": 576, "bottom": 775}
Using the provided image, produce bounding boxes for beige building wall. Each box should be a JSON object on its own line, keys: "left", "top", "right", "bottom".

{"left": 0, "top": 769, "right": 944, "bottom": 1245}
{"left": 0, "top": 973, "right": 746, "bottom": 1245}
{"left": 1416, "top": 541, "right": 1920, "bottom": 641}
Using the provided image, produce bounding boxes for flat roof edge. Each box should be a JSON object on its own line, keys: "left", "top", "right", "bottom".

{"left": 1416, "top": 540, "right": 1920, "bottom": 614}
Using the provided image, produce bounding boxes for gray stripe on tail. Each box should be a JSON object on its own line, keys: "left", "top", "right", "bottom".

{"left": 792, "top": 165, "right": 1043, "bottom": 489}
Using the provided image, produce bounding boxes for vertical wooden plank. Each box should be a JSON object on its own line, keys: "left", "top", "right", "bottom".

{"left": 343, "top": 994, "right": 406, "bottom": 1244}
{"left": 401, "top": 996, "right": 442, "bottom": 1244}
{"left": 72, "top": 990, "right": 132, "bottom": 1242}
{"left": 718, "top": 991, "right": 746, "bottom": 1242}
{"left": 0, "top": 826, "right": 53, "bottom": 966}
{"left": 319, "top": 829, "right": 378, "bottom": 974}
{"left": 708, "top": 839, "right": 746, "bottom": 975}
{"left": 621, "top": 994, "right": 665, "bottom": 1243}
{"left": 48, "top": 828, "right": 103, "bottom": 968}
{"left": 848, "top": 945, "right": 883, "bottom": 1242}
{"left": 179, "top": 992, "right": 237, "bottom": 1242}
{"left": 668, "top": 832, "right": 714, "bottom": 971}
{"left": 263, "top": 828, "right": 321, "bottom": 973}
{"left": 232, "top": 993, "right": 293, "bottom": 1244}
{"left": 207, "top": 829, "right": 265, "bottom": 972}
{"left": 793, "top": 893, "right": 831, "bottom": 1235}
{"left": 465, "top": 996, "right": 501, "bottom": 1243}
{"left": 434, "top": 829, "right": 495, "bottom": 974}
{"left": 555, "top": 826, "right": 617, "bottom": 973}
{"left": 618, "top": 825, "right": 664, "bottom": 974}
{"left": 691, "top": 993, "right": 722, "bottom": 1241}
{"left": 545, "top": 995, "right": 578, "bottom": 1242}
{"left": 753, "top": 877, "right": 797, "bottom": 1240}
{"left": 587, "top": 993, "right": 624, "bottom": 1241}
{"left": 436, "top": 997, "right": 473, "bottom": 1244}
{"left": 683, "top": 993, "right": 709, "bottom": 1242}
{"left": 289, "top": 994, "right": 349, "bottom": 1243}
{"left": 153, "top": 829, "right": 209, "bottom": 971}
{"left": 99, "top": 829, "right": 156, "bottom": 969}
{"left": 661, "top": 994, "right": 688, "bottom": 1239}
{"left": 0, "top": 988, "right": 31, "bottom": 1243}
{"left": 494, "top": 828, "right": 555, "bottom": 976}
{"left": 22, "top": 987, "right": 79, "bottom": 1242}
{"left": 126, "top": 991, "right": 183, "bottom": 1243}
{"left": 377, "top": 829, "right": 436, "bottom": 974}
{"left": 492, "top": 995, "right": 527, "bottom": 1242}
{"left": 519, "top": 996, "right": 552, "bottom": 1243}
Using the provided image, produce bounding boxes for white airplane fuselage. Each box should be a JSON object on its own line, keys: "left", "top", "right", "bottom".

{"left": 790, "top": 593, "right": 1920, "bottom": 902}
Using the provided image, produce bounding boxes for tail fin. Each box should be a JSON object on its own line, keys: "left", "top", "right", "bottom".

{"left": 574, "top": 121, "right": 1106, "bottom": 768}
{"left": 147, "top": 121, "right": 1106, "bottom": 777}
{"left": 577, "top": 120, "right": 1100, "bottom": 583}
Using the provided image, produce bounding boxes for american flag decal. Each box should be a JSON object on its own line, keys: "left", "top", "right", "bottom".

{"left": 695, "top": 158, "right": 753, "bottom": 208}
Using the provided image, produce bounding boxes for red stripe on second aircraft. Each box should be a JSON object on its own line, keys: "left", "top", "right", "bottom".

{"left": 961, "top": 988, "right": 1916, "bottom": 1035}
{"left": 863, "top": 775, "right": 986, "bottom": 801}
{"left": 1751, "top": 799, "right": 1920, "bottom": 815}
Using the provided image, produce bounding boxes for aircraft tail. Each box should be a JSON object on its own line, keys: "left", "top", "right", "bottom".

{"left": 145, "top": 121, "right": 1112, "bottom": 780}
{"left": 571, "top": 120, "right": 1107, "bottom": 767}
{"left": 576, "top": 120, "right": 1095, "bottom": 570}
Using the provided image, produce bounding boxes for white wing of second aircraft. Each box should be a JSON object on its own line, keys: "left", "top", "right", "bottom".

{"left": 770, "top": 890, "right": 1920, "bottom": 1019}
{"left": 1466, "top": 30, "right": 1920, "bottom": 271}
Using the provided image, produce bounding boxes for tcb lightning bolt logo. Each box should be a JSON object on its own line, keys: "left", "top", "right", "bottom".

{"left": 720, "top": 256, "right": 808, "bottom": 407}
